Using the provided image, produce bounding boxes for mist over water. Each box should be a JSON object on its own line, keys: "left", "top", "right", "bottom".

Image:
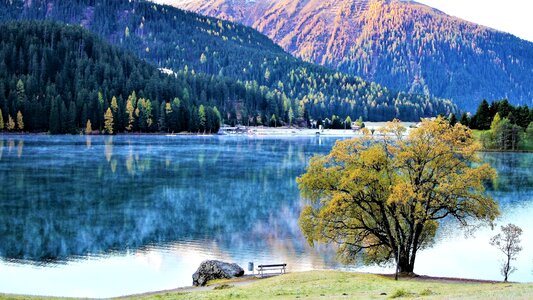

{"left": 0, "top": 135, "right": 531, "bottom": 297}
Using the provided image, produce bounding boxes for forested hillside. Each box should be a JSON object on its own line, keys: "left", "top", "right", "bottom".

{"left": 172, "top": 0, "right": 533, "bottom": 111}
{"left": 0, "top": 0, "right": 456, "bottom": 124}
{"left": 0, "top": 21, "right": 240, "bottom": 134}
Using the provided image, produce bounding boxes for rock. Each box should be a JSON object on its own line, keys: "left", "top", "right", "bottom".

{"left": 192, "top": 260, "right": 244, "bottom": 286}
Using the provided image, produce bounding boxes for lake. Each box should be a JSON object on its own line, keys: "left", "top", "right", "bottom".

{"left": 0, "top": 135, "right": 531, "bottom": 298}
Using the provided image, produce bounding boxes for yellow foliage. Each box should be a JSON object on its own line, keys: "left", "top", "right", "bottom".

{"left": 7, "top": 115, "right": 15, "bottom": 131}
{"left": 104, "top": 107, "right": 114, "bottom": 135}
{"left": 297, "top": 117, "right": 499, "bottom": 272}
{"left": 16, "top": 111, "right": 24, "bottom": 131}
{"left": 85, "top": 119, "right": 92, "bottom": 135}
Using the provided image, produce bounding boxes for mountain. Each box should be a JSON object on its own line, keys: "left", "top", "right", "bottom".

{"left": 168, "top": 0, "right": 533, "bottom": 111}
{"left": 0, "top": 0, "right": 456, "bottom": 123}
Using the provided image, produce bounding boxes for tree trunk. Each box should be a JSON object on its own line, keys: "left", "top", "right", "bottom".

{"left": 398, "top": 254, "right": 415, "bottom": 274}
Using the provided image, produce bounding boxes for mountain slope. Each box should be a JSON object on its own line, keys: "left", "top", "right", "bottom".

{"left": 0, "top": 0, "right": 456, "bottom": 122}
{"left": 0, "top": 21, "right": 232, "bottom": 133}
{"left": 169, "top": 0, "right": 533, "bottom": 111}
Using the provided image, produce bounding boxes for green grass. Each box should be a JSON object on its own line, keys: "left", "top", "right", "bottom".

{"left": 137, "top": 271, "right": 533, "bottom": 300}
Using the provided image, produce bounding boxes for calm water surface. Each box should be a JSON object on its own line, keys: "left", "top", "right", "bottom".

{"left": 0, "top": 135, "right": 531, "bottom": 297}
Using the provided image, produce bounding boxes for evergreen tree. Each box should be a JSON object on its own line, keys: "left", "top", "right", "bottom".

{"left": 104, "top": 107, "right": 114, "bottom": 134}
{"left": 474, "top": 100, "right": 491, "bottom": 129}
{"left": 517, "top": 106, "right": 530, "bottom": 128}
{"left": 198, "top": 104, "right": 207, "bottom": 132}
{"left": 158, "top": 102, "right": 167, "bottom": 132}
{"left": 15, "top": 79, "right": 26, "bottom": 109}
{"left": 345, "top": 116, "right": 352, "bottom": 129}
{"left": 60, "top": 100, "right": 68, "bottom": 133}
{"left": 49, "top": 96, "right": 60, "bottom": 134}
{"left": 459, "top": 112, "right": 470, "bottom": 126}
{"left": 448, "top": 113, "right": 457, "bottom": 126}
{"left": 331, "top": 115, "right": 342, "bottom": 129}
{"left": 66, "top": 101, "right": 77, "bottom": 134}
{"left": 270, "top": 114, "right": 277, "bottom": 127}
{"left": 288, "top": 107, "right": 294, "bottom": 127}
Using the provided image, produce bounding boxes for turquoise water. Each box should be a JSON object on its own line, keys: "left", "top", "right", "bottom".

{"left": 0, "top": 135, "right": 531, "bottom": 297}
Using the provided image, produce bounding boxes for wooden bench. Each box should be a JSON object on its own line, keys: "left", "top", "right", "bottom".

{"left": 257, "top": 264, "right": 287, "bottom": 277}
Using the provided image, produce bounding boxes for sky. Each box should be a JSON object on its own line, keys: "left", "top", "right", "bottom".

{"left": 416, "top": 0, "right": 533, "bottom": 42}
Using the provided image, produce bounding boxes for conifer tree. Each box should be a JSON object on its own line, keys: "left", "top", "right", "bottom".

{"left": 448, "top": 113, "right": 457, "bottom": 126}
{"left": 67, "top": 101, "right": 77, "bottom": 134}
{"left": 474, "top": 100, "right": 491, "bottom": 129}
{"left": 0, "top": 109, "right": 4, "bottom": 131}
{"left": 60, "top": 100, "right": 68, "bottom": 133}
{"left": 49, "top": 96, "right": 61, "bottom": 134}
{"left": 111, "top": 96, "right": 118, "bottom": 113}
{"left": 199, "top": 104, "right": 207, "bottom": 132}
{"left": 158, "top": 102, "right": 167, "bottom": 132}
{"left": 15, "top": 79, "right": 26, "bottom": 109}
{"left": 345, "top": 116, "right": 352, "bottom": 129}
{"left": 7, "top": 114, "right": 15, "bottom": 131}
{"left": 459, "top": 112, "right": 470, "bottom": 126}
{"left": 125, "top": 97, "right": 135, "bottom": 132}
{"left": 85, "top": 119, "right": 92, "bottom": 135}
{"left": 104, "top": 107, "right": 114, "bottom": 134}
{"left": 16, "top": 111, "right": 24, "bottom": 131}
{"left": 288, "top": 107, "right": 294, "bottom": 127}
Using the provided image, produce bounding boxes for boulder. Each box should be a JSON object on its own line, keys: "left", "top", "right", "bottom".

{"left": 192, "top": 260, "right": 244, "bottom": 286}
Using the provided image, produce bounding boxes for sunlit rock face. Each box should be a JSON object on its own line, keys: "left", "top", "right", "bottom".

{"left": 167, "top": 0, "right": 533, "bottom": 111}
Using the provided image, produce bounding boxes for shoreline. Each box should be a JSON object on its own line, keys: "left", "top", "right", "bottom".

{"left": 114, "top": 271, "right": 516, "bottom": 299}
{"left": 0, "top": 270, "right": 530, "bottom": 299}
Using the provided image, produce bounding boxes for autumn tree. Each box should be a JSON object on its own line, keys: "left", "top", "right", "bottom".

{"left": 490, "top": 224, "right": 523, "bottom": 282}
{"left": 125, "top": 93, "right": 136, "bottom": 132}
{"left": 104, "top": 107, "right": 114, "bottom": 134}
{"left": 297, "top": 118, "right": 500, "bottom": 274}
{"left": 7, "top": 114, "right": 15, "bottom": 131}
{"left": 16, "top": 111, "right": 24, "bottom": 131}
{"left": 85, "top": 119, "right": 92, "bottom": 135}
{"left": 0, "top": 109, "right": 4, "bottom": 130}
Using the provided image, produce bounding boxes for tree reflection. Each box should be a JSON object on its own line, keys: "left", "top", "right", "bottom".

{"left": 0, "top": 136, "right": 528, "bottom": 268}
{"left": 0, "top": 136, "right": 330, "bottom": 263}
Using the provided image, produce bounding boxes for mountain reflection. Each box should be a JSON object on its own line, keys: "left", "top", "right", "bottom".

{"left": 0, "top": 135, "right": 335, "bottom": 264}
{"left": 0, "top": 135, "right": 530, "bottom": 270}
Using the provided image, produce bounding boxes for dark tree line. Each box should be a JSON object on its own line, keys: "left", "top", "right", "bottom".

{"left": 0, "top": 0, "right": 457, "bottom": 124}
{"left": 460, "top": 99, "right": 532, "bottom": 130}
{"left": 456, "top": 99, "right": 533, "bottom": 150}
{"left": 0, "top": 22, "right": 224, "bottom": 133}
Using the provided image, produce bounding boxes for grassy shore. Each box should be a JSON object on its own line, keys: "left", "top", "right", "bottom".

{"left": 1, "top": 271, "right": 532, "bottom": 299}
{"left": 138, "top": 271, "right": 532, "bottom": 300}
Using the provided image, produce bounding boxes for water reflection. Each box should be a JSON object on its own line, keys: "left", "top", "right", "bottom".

{"left": 0, "top": 135, "right": 338, "bottom": 265}
{"left": 0, "top": 135, "right": 531, "bottom": 297}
